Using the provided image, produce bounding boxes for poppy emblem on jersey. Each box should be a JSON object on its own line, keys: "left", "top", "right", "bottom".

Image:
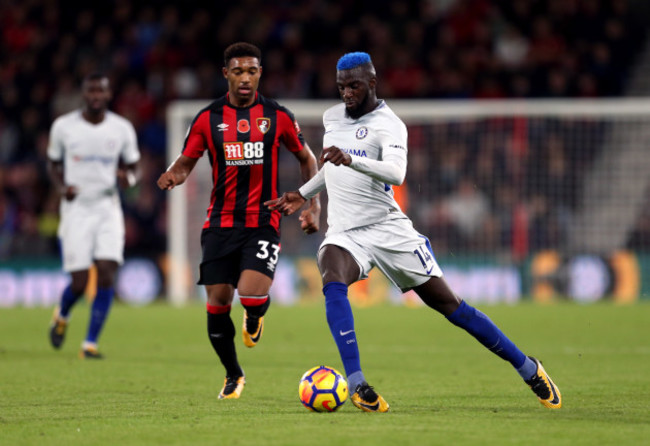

{"left": 237, "top": 119, "right": 250, "bottom": 133}
{"left": 356, "top": 126, "right": 368, "bottom": 139}
{"left": 257, "top": 118, "right": 271, "bottom": 134}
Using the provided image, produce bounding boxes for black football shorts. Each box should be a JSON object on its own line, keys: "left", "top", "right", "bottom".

{"left": 198, "top": 226, "right": 281, "bottom": 286}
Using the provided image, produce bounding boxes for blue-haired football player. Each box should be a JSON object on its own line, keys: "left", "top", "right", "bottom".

{"left": 267, "top": 52, "right": 561, "bottom": 412}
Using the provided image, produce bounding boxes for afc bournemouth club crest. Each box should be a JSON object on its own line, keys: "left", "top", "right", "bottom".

{"left": 257, "top": 117, "right": 271, "bottom": 134}
{"left": 237, "top": 119, "right": 250, "bottom": 133}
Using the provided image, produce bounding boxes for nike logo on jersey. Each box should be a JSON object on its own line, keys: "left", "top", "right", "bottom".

{"left": 217, "top": 123, "right": 229, "bottom": 132}
{"left": 210, "top": 333, "right": 223, "bottom": 338}
{"left": 339, "top": 329, "right": 355, "bottom": 336}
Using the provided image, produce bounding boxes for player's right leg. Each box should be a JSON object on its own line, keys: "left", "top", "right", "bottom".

{"left": 49, "top": 270, "right": 88, "bottom": 349}
{"left": 52, "top": 205, "right": 94, "bottom": 350}
{"left": 318, "top": 243, "right": 389, "bottom": 413}
{"left": 200, "top": 229, "right": 246, "bottom": 399}
{"left": 205, "top": 284, "right": 245, "bottom": 399}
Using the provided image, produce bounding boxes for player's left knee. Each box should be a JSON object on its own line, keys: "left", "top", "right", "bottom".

{"left": 414, "top": 277, "right": 461, "bottom": 316}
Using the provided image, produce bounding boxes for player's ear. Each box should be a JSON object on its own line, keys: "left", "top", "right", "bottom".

{"left": 258, "top": 66, "right": 263, "bottom": 77}
{"left": 222, "top": 66, "right": 228, "bottom": 78}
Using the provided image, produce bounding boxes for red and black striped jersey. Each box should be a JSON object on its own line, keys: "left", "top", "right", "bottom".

{"left": 182, "top": 92, "right": 305, "bottom": 231}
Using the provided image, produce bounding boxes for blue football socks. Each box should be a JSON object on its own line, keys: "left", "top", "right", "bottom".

{"left": 323, "top": 282, "right": 362, "bottom": 380}
{"left": 347, "top": 371, "right": 366, "bottom": 393}
{"left": 516, "top": 356, "right": 538, "bottom": 381}
{"left": 85, "top": 287, "right": 114, "bottom": 344}
{"left": 447, "top": 300, "right": 535, "bottom": 379}
{"left": 59, "top": 285, "right": 83, "bottom": 319}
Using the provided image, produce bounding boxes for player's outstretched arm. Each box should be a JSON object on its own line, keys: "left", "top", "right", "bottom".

{"left": 157, "top": 154, "right": 198, "bottom": 190}
{"left": 265, "top": 191, "right": 306, "bottom": 216}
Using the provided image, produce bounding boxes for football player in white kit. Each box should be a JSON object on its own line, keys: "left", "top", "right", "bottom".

{"left": 47, "top": 73, "right": 140, "bottom": 359}
{"left": 267, "top": 52, "right": 561, "bottom": 412}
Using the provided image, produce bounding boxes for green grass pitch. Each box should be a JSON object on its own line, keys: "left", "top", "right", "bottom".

{"left": 1, "top": 301, "right": 649, "bottom": 445}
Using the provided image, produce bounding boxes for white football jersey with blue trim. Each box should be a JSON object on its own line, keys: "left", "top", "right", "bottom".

{"left": 322, "top": 101, "right": 408, "bottom": 234}
{"left": 47, "top": 110, "right": 140, "bottom": 202}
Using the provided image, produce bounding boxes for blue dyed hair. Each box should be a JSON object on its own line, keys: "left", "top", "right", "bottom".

{"left": 336, "top": 52, "right": 372, "bottom": 70}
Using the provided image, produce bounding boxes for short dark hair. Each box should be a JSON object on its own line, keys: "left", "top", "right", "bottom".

{"left": 224, "top": 42, "right": 262, "bottom": 66}
{"left": 83, "top": 72, "right": 108, "bottom": 82}
{"left": 82, "top": 72, "right": 109, "bottom": 87}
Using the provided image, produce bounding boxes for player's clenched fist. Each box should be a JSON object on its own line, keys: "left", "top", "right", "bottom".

{"left": 321, "top": 146, "right": 352, "bottom": 166}
{"left": 157, "top": 171, "right": 179, "bottom": 190}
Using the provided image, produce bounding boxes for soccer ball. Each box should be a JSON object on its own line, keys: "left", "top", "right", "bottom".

{"left": 298, "top": 365, "right": 348, "bottom": 412}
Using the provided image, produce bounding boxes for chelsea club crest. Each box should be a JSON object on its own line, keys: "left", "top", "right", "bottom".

{"left": 355, "top": 126, "right": 368, "bottom": 139}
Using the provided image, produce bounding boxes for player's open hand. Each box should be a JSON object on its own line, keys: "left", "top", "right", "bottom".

{"left": 321, "top": 146, "right": 351, "bottom": 166}
{"left": 265, "top": 191, "right": 306, "bottom": 216}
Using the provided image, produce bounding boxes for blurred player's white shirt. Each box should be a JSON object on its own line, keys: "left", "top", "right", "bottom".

{"left": 47, "top": 110, "right": 140, "bottom": 202}
{"left": 47, "top": 109, "right": 140, "bottom": 271}
{"left": 321, "top": 101, "right": 408, "bottom": 234}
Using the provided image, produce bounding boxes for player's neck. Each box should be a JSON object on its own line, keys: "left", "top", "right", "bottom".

{"left": 82, "top": 109, "right": 106, "bottom": 124}
{"left": 348, "top": 98, "right": 379, "bottom": 120}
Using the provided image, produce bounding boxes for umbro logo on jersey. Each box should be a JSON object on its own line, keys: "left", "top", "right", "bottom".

{"left": 217, "top": 123, "right": 229, "bottom": 132}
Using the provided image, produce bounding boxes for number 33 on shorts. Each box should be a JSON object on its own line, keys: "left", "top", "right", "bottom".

{"left": 257, "top": 240, "right": 280, "bottom": 271}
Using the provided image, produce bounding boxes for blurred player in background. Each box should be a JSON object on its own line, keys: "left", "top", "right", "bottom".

{"left": 48, "top": 73, "right": 141, "bottom": 359}
{"left": 157, "top": 42, "right": 320, "bottom": 399}
{"left": 267, "top": 52, "right": 561, "bottom": 412}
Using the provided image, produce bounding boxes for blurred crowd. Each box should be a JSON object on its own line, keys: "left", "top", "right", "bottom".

{"left": 0, "top": 0, "right": 648, "bottom": 263}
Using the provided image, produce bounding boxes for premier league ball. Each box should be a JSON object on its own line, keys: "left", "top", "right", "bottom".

{"left": 298, "top": 365, "right": 348, "bottom": 412}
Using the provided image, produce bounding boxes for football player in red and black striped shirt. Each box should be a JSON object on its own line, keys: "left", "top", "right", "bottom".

{"left": 158, "top": 42, "right": 320, "bottom": 400}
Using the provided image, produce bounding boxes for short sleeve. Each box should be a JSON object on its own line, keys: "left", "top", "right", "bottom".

{"left": 182, "top": 110, "right": 210, "bottom": 159}
{"left": 278, "top": 109, "right": 305, "bottom": 153}
{"left": 47, "top": 119, "right": 64, "bottom": 161}
{"left": 121, "top": 120, "right": 141, "bottom": 164}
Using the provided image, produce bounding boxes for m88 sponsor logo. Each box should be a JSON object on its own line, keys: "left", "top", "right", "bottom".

{"left": 223, "top": 141, "right": 265, "bottom": 165}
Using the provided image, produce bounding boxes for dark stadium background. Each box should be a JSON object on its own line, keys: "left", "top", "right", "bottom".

{"left": 1, "top": 0, "right": 649, "bottom": 305}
